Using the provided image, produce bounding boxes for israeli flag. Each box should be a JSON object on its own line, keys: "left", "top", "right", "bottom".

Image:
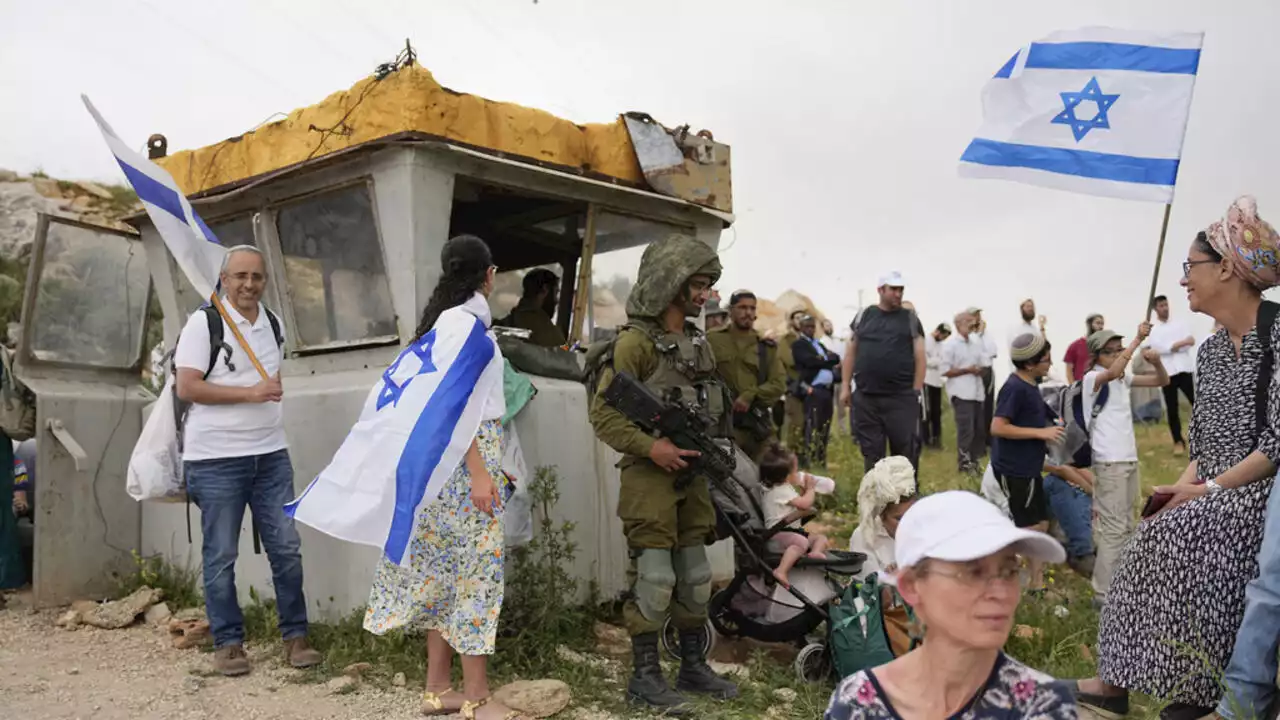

{"left": 82, "top": 95, "right": 226, "bottom": 298}
{"left": 959, "top": 28, "right": 1203, "bottom": 203}
{"left": 285, "top": 294, "right": 505, "bottom": 565}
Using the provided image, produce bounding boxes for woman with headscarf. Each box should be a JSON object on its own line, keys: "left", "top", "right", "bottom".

{"left": 1073, "top": 196, "right": 1280, "bottom": 720}
{"left": 850, "top": 456, "right": 918, "bottom": 581}
{"left": 850, "top": 456, "right": 919, "bottom": 656}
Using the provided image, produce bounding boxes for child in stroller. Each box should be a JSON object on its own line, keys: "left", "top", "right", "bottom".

{"left": 759, "top": 442, "right": 832, "bottom": 587}
{"left": 697, "top": 442, "right": 865, "bottom": 681}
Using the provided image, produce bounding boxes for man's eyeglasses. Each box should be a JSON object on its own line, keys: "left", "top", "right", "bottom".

{"left": 1182, "top": 260, "right": 1217, "bottom": 277}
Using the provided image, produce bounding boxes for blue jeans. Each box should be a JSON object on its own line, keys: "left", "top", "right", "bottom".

{"left": 185, "top": 449, "right": 308, "bottom": 648}
{"left": 1218, "top": 473, "right": 1280, "bottom": 720}
{"left": 1043, "top": 474, "right": 1094, "bottom": 559}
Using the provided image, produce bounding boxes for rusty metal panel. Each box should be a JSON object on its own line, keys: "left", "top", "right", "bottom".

{"left": 623, "top": 113, "right": 733, "bottom": 214}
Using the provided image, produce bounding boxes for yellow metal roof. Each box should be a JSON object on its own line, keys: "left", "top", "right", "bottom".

{"left": 156, "top": 63, "right": 645, "bottom": 196}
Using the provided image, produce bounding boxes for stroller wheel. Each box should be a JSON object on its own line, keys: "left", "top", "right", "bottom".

{"left": 661, "top": 617, "right": 717, "bottom": 661}
{"left": 708, "top": 587, "right": 739, "bottom": 638}
{"left": 795, "top": 642, "right": 831, "bottom": 683}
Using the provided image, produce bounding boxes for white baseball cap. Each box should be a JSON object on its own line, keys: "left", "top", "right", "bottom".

{"left": 893, "top": 490, "right": 1065, "bottom": 575}
{"left": 877, "top": 270, "right": 905, "bottom": 288}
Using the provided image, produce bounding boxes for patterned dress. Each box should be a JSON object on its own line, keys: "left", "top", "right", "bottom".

{"left": 1098, "top": 321, "right": 1279, "bottom": 707}
{"left": 364, "top": 419, "right": 511, "bottom": 655}
{"left": 824, "top": 653, "right": 1077, "bottom": 719}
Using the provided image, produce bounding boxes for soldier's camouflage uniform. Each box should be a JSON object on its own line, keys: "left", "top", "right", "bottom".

{"left": 588, "top": 233, "right": 739, "bottom": 711}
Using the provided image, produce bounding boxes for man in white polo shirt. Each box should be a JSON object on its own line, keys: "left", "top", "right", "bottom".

{"left": 175, "top": 245, "right": 320, "bottom": 677}
{"left": 940, "top": 310, "right": 987, "bottom": 474}
{"left": 1147, "top": 294, "right": 1197, "bottom": 455}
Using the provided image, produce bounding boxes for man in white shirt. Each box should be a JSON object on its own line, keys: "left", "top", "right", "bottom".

{"left": 940, "top": 311, "right": 987, "bottom": 473}
{"left": 1082, "top": 326, "right": 1168, "bottom": 602}
{"left": 923, "top": 322, "right": 950, "bottom": 449}
{"left": 175, "top": 246, "right": 321, "bottom": 677}
{"left": 1147, "top": 295, "right": 1197, "bottom": 455}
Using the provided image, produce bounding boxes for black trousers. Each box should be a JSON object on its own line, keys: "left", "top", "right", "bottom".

{"left": 801, "top": 385, "right": 835, "bottom": 468}
{"left": 1162, "top": 372, "right": 1196, "bottom": 446}
{"left": 923, "top": 385, "right": 943, "bottom": 447}
{"left": 853, "top": 389, "right": 921, "bottom": 472}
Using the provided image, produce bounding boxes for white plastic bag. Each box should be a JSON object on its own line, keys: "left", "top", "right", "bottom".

{"left": 980, "top": 463, "right": 1011, "bottom": 519}
{"left": 126, "top": 377, "right": 185, "bottom": 502}
{"left": 501, "top": 422, "right": 533, "bottom": 548}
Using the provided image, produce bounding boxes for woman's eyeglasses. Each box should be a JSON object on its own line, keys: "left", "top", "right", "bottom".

{"left": 924, "top": 562, "right": 1022, "bottom": 589}
{"left": 1182, "top": 260, "right": 1217, "bottom": 277}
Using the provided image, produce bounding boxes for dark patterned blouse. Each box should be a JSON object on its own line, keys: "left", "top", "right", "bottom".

{"left": 824, "top": 653, "right": 1077, "bottom": 719}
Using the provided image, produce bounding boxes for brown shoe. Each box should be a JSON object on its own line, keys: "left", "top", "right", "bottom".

{"left": 213, "top": 644, "right": 251, "bottom": 676}
{"left": 284, "top": 636, "right": 322, "bottom": 668}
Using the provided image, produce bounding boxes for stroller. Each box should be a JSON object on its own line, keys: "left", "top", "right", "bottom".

{"left": 657, "top": 444, "right": 866, "bottom": 682}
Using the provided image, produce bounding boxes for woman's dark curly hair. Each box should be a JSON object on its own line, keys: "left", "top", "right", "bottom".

{"left": 412, "top": 234, "right": 493, "bottom": 342}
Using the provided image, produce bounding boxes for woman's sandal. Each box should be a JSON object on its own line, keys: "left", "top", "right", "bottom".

{"left": 460, "top": 696, "right": 528, "bottom": 720}
{"left": 421, "top": 687, "right": 463, "bottom": 716}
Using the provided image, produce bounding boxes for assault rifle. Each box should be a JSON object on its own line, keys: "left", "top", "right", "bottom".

{"left": 602, "top": 371, "right": 737, "bottom": 490}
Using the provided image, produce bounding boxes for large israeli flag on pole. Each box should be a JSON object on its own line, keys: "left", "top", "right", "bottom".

{"left": 285, "top": 294, "right": 505, "bottom": 566}
{"left": 959, "top": 28, "right": 1203, "bottom": 203}
{"left": 82, "top": 95, "right": 226, "bottom": 298}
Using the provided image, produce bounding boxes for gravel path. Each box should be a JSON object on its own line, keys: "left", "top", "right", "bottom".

{"left": 0, "top": 593, "right": 425, "bottom": 720}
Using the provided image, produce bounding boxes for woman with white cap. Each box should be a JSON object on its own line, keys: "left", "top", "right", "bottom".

{"left": 824, "top": 491, "right": 1075, "bottom": 720}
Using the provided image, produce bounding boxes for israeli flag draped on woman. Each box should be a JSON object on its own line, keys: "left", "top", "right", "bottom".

{"left": 285, "top": 292, "right": 505, "bottom": 565}
{"left": 959, "top": 27, "right": 1203, "bottom": 203}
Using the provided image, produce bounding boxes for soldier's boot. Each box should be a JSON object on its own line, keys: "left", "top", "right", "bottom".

{"left": 626, "top": 632, "right": 690, "bottom": 715}
{"left": 675, "top": 629, "right": 739, "bottom": 699}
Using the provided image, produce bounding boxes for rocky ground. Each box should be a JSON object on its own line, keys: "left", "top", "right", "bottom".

{"left": 1, "top": 591, "right": 593, "bottom": 720}
{"left": 0, "top": 591, "right": 433, "bottom": 720}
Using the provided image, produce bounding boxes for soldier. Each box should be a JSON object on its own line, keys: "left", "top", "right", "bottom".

{"left": 589, "top": 234, "right": 739, "bottom": 713}
{"left": 777, "top": 309, "right": 807, "bottom": 449}
{"left": 500, "top": 268, "right": 567, "bottom": 347}
{"left": 704, "top": 294, "right": 729, "bottom": 331}
{"left": 707, "top": 289, "right": 786, "bottom": 461}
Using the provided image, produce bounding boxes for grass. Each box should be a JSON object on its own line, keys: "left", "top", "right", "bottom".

{"left": 113, "top": 405, "right": 1197, "bottom": 719}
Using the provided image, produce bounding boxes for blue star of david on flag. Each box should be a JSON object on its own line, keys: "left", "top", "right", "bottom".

{"left": 376, "top": 330, "right": 439, "bottom": 411}
{"left": 1051, "top": 77, "right": 1120, "bottom": 142}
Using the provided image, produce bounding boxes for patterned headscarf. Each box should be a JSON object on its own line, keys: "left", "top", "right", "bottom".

{"left": 1204, "top": 196, "right": 1280, "bottom": 291}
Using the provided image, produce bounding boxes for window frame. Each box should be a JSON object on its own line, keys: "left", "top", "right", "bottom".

{"left": 260, "top": 176, "right": 401, "bottom": 355}
{"left": 19, "top": 213, "right": 154, "bottom": 373}
{"left": 573, "top": 205, "right": 697, "bottom": 343}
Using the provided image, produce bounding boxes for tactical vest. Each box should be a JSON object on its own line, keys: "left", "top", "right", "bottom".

{"left": 620, "top": 319, "right": 731, "bottom": 438}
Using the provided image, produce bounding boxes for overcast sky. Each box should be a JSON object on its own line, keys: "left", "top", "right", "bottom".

{"left": 4, "top": 0, "right": 1278, "bottom": 375}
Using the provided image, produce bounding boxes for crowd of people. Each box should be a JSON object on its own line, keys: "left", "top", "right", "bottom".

{"left": 9, "top": 195, "right": 1280, "bottom": 720}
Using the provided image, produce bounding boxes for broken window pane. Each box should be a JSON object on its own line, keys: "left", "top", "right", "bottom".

{"left": 275, "top": 185, "right": 397, "bottom": 347}
{"left": 30, "top": 219, "right": 150, "bottom": 367}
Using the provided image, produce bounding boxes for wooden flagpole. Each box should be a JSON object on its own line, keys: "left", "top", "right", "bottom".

{"left": 1144, "top": 204, "right": 1175, "bottom": 322}
{"left": 209, "top": 293, "right": 271, "bottom": 381}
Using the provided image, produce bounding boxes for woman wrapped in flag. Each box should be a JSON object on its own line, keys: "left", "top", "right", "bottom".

{"left": 286, "top": 234, "right": 528, "bottom": 719}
